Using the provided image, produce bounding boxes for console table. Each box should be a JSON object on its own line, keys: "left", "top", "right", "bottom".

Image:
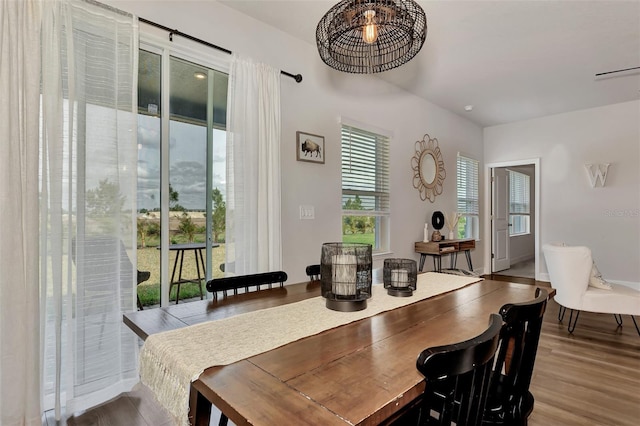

{"left": 415, "top": 239, "right": 476, "bottom": 272}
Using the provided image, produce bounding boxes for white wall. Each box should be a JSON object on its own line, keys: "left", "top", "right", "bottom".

{"left": 484, "top": 100, "right": 640, "bottom": 286}
{"left": 107, "top": 1, "right": 485, "bottom": 283}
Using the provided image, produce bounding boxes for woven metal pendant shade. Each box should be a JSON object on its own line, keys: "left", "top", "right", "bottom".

{"left": 316, "top": 0, "right": 427, "bottom": 74}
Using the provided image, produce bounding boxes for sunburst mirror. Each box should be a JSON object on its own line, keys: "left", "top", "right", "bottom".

{"left": 411, "top": 134, "right": 446, "bottom": 202}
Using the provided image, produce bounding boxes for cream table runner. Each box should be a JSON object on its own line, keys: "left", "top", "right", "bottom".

{"left": 139, "top": 272, "right": 483, "bottom": 426}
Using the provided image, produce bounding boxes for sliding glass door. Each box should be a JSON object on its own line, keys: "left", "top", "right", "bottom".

{"left": 137, "top": 48, "right": 228, "bottom": 307}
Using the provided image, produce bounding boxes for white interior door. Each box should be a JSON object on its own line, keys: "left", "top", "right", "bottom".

{"left": 492, "top": 167, "right": 511, "bottom": 272}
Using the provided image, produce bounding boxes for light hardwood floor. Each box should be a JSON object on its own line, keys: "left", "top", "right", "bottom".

{"left": 492, "top": 259, "right": 535, "bottom": 279}
{"left": 45, "top": 278, "right": 640, "bottom": 426}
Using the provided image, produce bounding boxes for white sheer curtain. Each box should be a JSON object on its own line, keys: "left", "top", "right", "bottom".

{"left": 226, "top": 55, "right": 282, "bottom": 274}
{"left": 0, "top": 1, "right": 43, "bottom": 424}
{"left": 39, "top": 0, "right": 138, "bottom": 419}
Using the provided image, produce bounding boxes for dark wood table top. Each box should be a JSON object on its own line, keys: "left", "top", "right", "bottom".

{"left": 123, "top": 280, "right": 321, "bottom": 340}
{"left": 124, "top": 276, "right": 550, "bottom": 426}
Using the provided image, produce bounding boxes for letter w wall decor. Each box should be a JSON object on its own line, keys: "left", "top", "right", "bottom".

{"left": 584, "top": 163, "right": 610, "bottom": 188}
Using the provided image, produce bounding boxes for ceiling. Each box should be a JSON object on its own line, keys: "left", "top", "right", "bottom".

{"left": 220, "top": 0, "right": 640, "bottom": 127}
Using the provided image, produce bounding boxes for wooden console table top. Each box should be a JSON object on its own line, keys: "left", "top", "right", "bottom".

{"left": 415, "top": 238, "right": 476, "bottom": 255}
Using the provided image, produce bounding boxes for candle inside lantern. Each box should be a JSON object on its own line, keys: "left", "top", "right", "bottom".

{"left": 390, "top": 269, "right": 409, "bottom": 287}
{"left": 332, "top": 254, "right": 357, "bottom": 295}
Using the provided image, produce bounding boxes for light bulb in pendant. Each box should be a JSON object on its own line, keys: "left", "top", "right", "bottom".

{"left": 362, "top": 10, "right": 378, "bottom": 44}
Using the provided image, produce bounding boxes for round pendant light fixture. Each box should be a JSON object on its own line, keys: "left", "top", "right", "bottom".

{"left": 316, "top": 0, "right": 427, "bottom": 74}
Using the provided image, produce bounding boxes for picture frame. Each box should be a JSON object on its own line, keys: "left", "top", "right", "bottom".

{"left": 296, "top": 131, "right": 325, "bottom": 164}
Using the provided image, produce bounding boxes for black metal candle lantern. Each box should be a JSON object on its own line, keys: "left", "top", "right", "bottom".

{"left": 383, "top": 258, "right": 417, "bottom": 297}
{"left": 321, "top": 242, "right": 372, "bottom": 311}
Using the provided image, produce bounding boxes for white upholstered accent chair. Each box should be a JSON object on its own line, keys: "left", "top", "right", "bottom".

{"left": 542, "top": 243, "right": 640, "bottom": 335}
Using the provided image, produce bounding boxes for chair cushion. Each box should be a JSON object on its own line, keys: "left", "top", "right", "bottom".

{"left": 582, "top": 283, "right": 640, "bottom": 316}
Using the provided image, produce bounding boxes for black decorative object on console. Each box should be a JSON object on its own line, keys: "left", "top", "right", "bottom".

{"left": 431, "top": 211, "right": 444, "bottom": 241}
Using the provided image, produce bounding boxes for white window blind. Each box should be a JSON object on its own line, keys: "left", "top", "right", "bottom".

{"left": 457, "top": 155, "right": 479, "bottom": 214}
{"left": 509, "top": 170, "right": 530, "bottom": 214}
{"left": 341, "top": 124, "right": 390, "bottom": 251}
{"left": 456, "top": 154, "right": 479, "bottom": 239}
{"left": 341, "top": 125, "right": 390, "bottom": 213}
{"left": 509, "top": 170, "right": 530, "bottom": 235}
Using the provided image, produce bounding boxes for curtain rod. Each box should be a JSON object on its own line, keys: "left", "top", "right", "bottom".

{"left": 594, "top": 66, "right": 640, "bottom": 77}
{"left": 139, "top": 17, "right": 303, "bottom": 83}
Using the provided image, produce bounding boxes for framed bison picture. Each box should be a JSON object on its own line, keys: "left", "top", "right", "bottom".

{"left": 296, "top": 131, "right": 325, "bottom": 164}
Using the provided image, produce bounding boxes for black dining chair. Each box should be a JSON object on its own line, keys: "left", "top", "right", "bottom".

{"left": 205, "top": 270, "right": 288, "bottom": 426}
{"left": 483, "top": 288, "right": 548, "bottom": 426}
{"left": 136, "top": 270, "right": 151, "bottom": 310}
{"left": 305, "top": 264, "right": 320, "bottom": 280}
{"left": 410, "top": 313, "right": 503, "bottom": 426}
{"left": 206, "top": 271, "right": 288, "bottom": 300}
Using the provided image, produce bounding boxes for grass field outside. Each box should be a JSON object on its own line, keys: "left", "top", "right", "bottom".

{"left": 342, "top": 233, "right": 375, "bottom": 246}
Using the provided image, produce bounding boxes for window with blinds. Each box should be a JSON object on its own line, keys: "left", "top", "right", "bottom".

{"left": 509, "top": 170, "right": 530, "bottom": 235}
{"left": 341, "top": 124, "right": 390, "bottom": 252}
{"left": 456, "top": 154, "right": 479, "bottom": 239}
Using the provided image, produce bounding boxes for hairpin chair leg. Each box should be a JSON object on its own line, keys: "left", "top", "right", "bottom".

{"left": 567, "top": 309, "right": 580, "bottom": 333}
{"left": 614, "top": 314, "right": 623, "bottom": 327}
{"left": 631, "top": 316, "right": 640, "bottom": 337}
{"left": 558, "top": 306, "right": 566, "bottom": 321}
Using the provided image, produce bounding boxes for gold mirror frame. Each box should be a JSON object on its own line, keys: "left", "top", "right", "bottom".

{"left": 411, "top": 134, "right": 446, "bottom": 202}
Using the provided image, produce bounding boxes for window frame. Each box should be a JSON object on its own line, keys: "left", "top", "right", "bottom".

{"left": 138, "top": 33, "right": 230, "bottom": 306}
{"left": 340, "top": 122, "right": 390, "bottom": 253}
{"left": 508, "top": 169, "right": 531, "bottom": 236}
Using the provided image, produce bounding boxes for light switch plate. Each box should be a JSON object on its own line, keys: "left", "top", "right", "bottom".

{"left": 299, "top": 205, "right": 315, "bottom": 220}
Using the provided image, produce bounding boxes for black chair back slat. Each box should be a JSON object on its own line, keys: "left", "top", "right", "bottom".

{"left": 206, "top": 271, "right": 287, "bottom": 299}
{"left": 305, "top": 264, "right": 320, "bottom": 280}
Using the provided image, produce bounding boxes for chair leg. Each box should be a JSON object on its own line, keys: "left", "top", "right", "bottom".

{"left": 631, "top": 316, "right": 640, "bottom": 337}
{"left": 567, "top": 309, "right": 580, "bottom": 333}
{"left": 175, "top": 283, "right": 182, "bottom": 304}
{"left": 558, "top": 305, "right": 566, "bottom": 322}
{"left": 614, "top": 314, "right": 623, "bottom": 326}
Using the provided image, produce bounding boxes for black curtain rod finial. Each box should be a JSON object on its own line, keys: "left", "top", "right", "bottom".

{"left": 281, "top": 70, "right": 303, "bottom": 83}
{"left": 139, "top": 16, "right": 302, "bottom": 83}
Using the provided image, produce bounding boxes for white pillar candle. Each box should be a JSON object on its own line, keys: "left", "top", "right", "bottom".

{"left": 391, "top": 269, "right": 409, "bottom": 287}
{"left": 332, "top": 254, "right": 357, "bottom": 295}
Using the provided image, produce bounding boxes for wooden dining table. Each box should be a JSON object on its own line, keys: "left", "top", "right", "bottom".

{"left": 123, "top": 276, "right": 550, "bottom": 426}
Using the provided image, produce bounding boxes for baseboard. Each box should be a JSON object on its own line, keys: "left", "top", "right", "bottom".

{"left": 537, "top": 274, "right": 638, "bottom": 291}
